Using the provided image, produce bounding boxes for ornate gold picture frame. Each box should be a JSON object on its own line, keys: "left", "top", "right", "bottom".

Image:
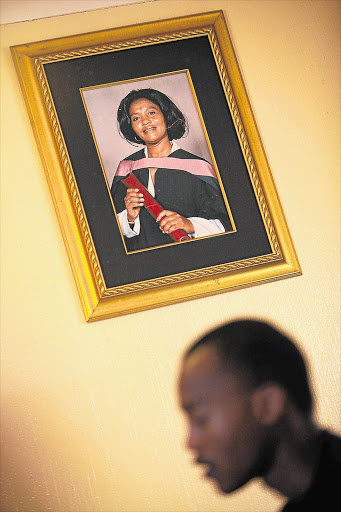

{"left": 11, "top": 11, "right": 301, "bottom": 321}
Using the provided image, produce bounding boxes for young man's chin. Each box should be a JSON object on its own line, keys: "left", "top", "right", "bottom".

{"left": 212, "top": 475, "right": 249, "bottom": 495}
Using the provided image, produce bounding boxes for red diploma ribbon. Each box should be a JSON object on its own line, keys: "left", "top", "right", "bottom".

{"left": 122, "top": 173, "right": 191, "bottom": 242}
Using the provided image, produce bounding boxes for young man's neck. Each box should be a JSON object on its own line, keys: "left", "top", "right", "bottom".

{"left": 264, "top": 414, "right": 320, "bottom": 500}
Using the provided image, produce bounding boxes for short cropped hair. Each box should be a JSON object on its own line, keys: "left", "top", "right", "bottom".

{"left": 117, "top": 88, "right": 188, "bottom": 145}
{"left": 185, "top": 320, "right": 313, "bottom": 416}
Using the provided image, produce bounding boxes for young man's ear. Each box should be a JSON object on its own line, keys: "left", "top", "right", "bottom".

{"left": 251, "top": 384, "right": 287, "bottom": 425}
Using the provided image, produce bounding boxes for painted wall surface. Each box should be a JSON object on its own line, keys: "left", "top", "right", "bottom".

{"left": 1, "top": 1, "right": 340, "bottom": 511}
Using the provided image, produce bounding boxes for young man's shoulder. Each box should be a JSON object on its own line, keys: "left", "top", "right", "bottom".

{"left": 324, "top": 429, "right": 341, "bottom": 456}
{"left": 282, "top": 430, "right": 341, "bottom": 512}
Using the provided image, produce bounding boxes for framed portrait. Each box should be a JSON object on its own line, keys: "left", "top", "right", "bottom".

{"left": 11, "top": 11, "right": 301, "bottom": 321}
{"left": 81, "top": 70, "right": 236, "bottom": 253}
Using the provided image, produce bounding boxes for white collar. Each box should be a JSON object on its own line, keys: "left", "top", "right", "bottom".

{"left": 143, "top": 141, "right": 180, "bottom": 158}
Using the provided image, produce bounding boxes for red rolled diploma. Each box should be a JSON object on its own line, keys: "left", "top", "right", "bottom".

{"left": 122, "top": 173, "right": 191, "bottom": 242}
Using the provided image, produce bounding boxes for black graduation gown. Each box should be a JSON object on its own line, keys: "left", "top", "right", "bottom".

{"left": 111, "top": 148, "right": 231, "bottom": 251}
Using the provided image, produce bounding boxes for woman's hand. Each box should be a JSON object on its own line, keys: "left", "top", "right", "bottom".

{"left": 156, "top": 210, "right": 194, "bottom": 235}
{"left": 125, "top": 188, "right": 144, "bottom": 223}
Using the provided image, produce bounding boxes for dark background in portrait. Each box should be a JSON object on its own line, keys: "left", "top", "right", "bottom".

{"left": 43, "top": 35, "right": 272, "bottom": 288}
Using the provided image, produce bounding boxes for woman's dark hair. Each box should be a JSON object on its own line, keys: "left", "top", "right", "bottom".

{"left": 117, "top": 88, "right": 188, "bottom": 145}
{"left": 185, "top": 319, "right": 313, "bottom": 416}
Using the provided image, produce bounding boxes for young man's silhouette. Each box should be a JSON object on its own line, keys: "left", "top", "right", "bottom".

{"left": 178, "top": 320, "right": 341, "bottom": 511}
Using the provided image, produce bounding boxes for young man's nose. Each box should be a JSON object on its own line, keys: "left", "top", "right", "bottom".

{"left": 186, "top": 426, "right": 202, "bottom": 451}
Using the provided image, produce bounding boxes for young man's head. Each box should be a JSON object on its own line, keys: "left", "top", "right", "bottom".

{"left": 178, "top": 319, "right": 313, "bottom": 494}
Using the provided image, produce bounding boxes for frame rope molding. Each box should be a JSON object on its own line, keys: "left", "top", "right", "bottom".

{"left": 35, "top": 59, "right": 106, "bottom": 295}
{"left": 102, "top": 252, "right": 281, "bottom": 298}
{"left": 209, "top": 30, "right": 280, "bottom": 257}
{"left": 37, "top": 29, "right": 211, "bottom": 63}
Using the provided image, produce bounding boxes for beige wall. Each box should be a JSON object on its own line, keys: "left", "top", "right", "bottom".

{"left": 1, "top": 1, "right": 340, "bottom": 511}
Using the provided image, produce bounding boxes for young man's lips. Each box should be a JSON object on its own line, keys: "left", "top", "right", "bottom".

{"left": 197, "top": 459, "right": 216, "bottom": 479}
{"left": 206, "top": 464, "right": 216, "bottom": 478}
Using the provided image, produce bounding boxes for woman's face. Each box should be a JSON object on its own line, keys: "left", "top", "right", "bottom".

{"left": 128, "top": 97, "right": 169, "bottom": 146}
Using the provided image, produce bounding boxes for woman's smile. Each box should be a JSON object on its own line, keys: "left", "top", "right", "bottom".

{"left": 129, "top": 98, "right": 169, "bottom": 146}
{"left": 143, "top": 125, "right": 155, "bottom": 133}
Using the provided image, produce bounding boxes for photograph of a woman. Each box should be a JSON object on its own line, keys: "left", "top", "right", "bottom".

{"left": 110, "top": 88, "right": 232, "bottom": 251}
